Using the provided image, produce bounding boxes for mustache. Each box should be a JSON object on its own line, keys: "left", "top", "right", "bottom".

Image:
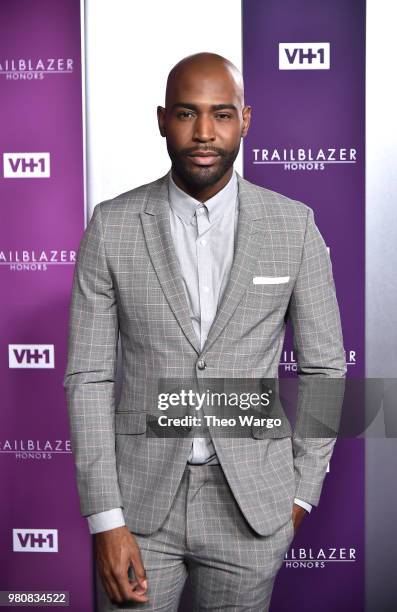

{"left": 182, "top": 147, "right": 226, "bottom": 157}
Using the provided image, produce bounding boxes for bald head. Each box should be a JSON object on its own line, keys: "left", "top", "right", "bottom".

{"left": 165, "top": 52, "right": 244, "bottom": 108}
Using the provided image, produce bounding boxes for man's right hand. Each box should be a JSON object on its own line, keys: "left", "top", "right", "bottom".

{"left": 95, "top": 525, "right": 149, "bottom": 605}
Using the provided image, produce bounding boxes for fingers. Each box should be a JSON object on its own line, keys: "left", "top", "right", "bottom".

{"left": 129, "top": 578, "right": 145, "bottom": 592}
{"left": 130, "top": 543, "right": 148, "bottom": 591}
{"left": 113, "top": 565, "right": 149, "bottom": 604}
{"left": 126, "top": 546, "right": 148, "bottom": 602}
{"left": 101, "top": 566, "right": 149, "bottom": 605}
{"left": 101, "top": 570, "right": 124, "bottom": 605}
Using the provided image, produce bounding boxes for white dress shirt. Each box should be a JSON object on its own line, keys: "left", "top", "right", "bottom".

{"left": 87, "top": 170, "right": 311, "bottom": 534}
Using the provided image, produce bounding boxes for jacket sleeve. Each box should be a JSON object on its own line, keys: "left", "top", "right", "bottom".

{"left": 288, "top": 206, "right": 346, "bottom": 506}
{"left": 63, "top": 203, "right": 123, "bottom": 516}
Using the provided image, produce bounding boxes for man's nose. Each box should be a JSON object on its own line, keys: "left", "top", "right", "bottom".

{"left": 193, "top": 114, "right": 215, "bottom": 142}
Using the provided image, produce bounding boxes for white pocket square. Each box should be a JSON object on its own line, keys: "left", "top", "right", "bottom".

{"left": 253, "top": 276, "right": 290, "bottom": 285}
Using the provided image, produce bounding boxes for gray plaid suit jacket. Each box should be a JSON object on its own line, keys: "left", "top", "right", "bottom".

{"left": 63, "top": 170, "right": 346, "bottom": 537}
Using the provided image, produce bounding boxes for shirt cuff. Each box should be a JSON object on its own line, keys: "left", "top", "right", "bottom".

{"left": 294, "top": 497, "right": 312, "bottom": 513}
{"left": 87, "top": 508, "right": 126, "bottom": 534}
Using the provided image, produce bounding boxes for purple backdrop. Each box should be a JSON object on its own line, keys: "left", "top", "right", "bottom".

{"left": 243, "top": 1, "right": 365, "bottom": 610}
{"left": 0, "top": 0, "right": 92, "bottom": 609}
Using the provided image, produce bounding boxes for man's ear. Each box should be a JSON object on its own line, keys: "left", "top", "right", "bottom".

{"left": 241, "top": 105, "right": 252, "bottom": 138}
{"left": 157, "top": 106, "right": 166, "bottom": 137}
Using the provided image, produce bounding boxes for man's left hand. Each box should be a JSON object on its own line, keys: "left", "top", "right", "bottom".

{"left": 292, "top": 503, "right": 308, "bottom": 532}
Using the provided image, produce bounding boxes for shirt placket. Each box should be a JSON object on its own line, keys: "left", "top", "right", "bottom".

{"left": 195, "top": 204, "right": 214, "bottom": 351}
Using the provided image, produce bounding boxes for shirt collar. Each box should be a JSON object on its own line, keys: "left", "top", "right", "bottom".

{"left": 168, "top": 169, "right": 238, "bottom": 224}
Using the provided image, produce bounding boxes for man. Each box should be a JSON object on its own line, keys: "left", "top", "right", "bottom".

{"left": 64, "top": 52, "right": 346, "bottom": 611}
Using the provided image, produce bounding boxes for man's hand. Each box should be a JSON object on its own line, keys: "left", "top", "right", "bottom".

{"left": 292, "top": 503, "right": 308, "bottom": 532}
{"left": 95, "top": 525, "right": 149, "bottom": 605}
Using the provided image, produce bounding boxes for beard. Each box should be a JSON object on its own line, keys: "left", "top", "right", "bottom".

{"left": 166, "top": 141, "right": 240, "bottom": 190}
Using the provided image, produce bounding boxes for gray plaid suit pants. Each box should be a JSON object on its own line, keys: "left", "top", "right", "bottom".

{"left": 95, "top": 463, "right": 295, "bottom": 611}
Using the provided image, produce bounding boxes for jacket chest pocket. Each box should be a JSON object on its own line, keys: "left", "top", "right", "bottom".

{"left": 248, "top": 275, "right": 292, "bottom": 296}
{"left": 243, "top": 274, "right": 293, "bottom": 310}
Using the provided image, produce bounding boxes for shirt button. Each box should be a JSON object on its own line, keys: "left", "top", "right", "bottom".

{"left": 203, "top": 286, "right": 209, "bottom": 293}
{"left": 197, "top": 359, "right": 206, "bottom": 370}
{"left": 200, "top": 238, "right": 207, "bottom": 246}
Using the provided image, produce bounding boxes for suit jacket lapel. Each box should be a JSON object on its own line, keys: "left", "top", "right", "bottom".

{"left": 201, "top": 174, "right": 268, "bottom": 354}
{"left": 140, "top": 171, "right": 201, "bottom": 354}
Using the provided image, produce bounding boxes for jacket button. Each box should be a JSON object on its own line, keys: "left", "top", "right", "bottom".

{"left": 197, "top": 359, "right": 206, "bottom": 370}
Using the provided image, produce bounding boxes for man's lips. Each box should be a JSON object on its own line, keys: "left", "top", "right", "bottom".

{"left": 187, "top": 152, "right": 220, "bottom": 166}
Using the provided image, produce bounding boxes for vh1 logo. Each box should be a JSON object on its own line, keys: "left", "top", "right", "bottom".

{"left": 3, "top": 152, "right": 50, "bottom": 177}
{"left": 279, "top": 43, "right": 330, "bottom": 70}
{"left": 13, "top": 529, "right": 58, "bottom": 552}
{"left": 8, "top": 344, "right": 55, "bottom": 368}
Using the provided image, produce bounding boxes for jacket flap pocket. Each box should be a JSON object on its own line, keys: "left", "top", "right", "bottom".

{"left": 115, "top": 412, "right": 147, "bottom": 434}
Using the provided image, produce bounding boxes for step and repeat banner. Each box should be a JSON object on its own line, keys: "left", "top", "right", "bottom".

{"left": 0, "top": 0, "right": 93, "bottom": 609}
{"left": 243, "top": 1, "right": 365, "bottom": 610}
{"left": 1, "top": 0, "right": 365, "bottom": 610}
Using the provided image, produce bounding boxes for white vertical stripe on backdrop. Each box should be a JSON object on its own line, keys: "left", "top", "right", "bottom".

{"left": 366, "top": 1, "right": 397, "bottom": 611}
{"left": 366, "top": 0, "right": 397, "bottom": 379}
{"left": 84, "top": 0, "right": 243, "bottom": 217}
{"left": 80, "top": 0, "right": 87, "bottom": 228}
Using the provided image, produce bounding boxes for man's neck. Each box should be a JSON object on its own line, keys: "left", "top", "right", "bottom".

{"left": 171, "top": 167, "right": 234, "bottom": 203}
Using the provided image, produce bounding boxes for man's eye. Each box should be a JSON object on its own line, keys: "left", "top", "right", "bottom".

{"left": 177, "top": 111, "right": 194, "bottom": 119}
{"left": 216, "top": 113, "right": 232, "bottom": 120}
